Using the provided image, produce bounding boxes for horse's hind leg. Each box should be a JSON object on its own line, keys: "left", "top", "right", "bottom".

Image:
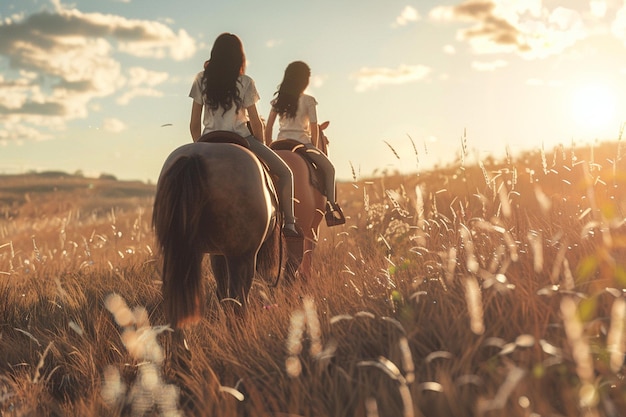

{"left": 210, "top": 255, "right": 229, "bottom": 301}
{"left": 284, "top": 235, "right": 304, "bottom": 283}
{"left": 300, "top": 238, "right": 316, "bottom": 281}
{"left": 211, "top": 253, "right": 255, "bottom": 315}
{"left": 226, "top": 254, "right": 256, "bottom": 314}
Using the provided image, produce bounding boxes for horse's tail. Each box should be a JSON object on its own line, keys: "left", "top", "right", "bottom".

{"left": 152, "top": 154, "right": 208, "bottom": 328}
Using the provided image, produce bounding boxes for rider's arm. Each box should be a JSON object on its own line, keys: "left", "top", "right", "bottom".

{"left": 264, "top": 109, "right": 278, "bottom": 146}
{"left": 310, "top": 122, "right": 319, "bottom": 148}
{"left": 190, "top": 101, "right": 203, "bottom": 141}
{"left": 247, "top": 104, "right": 265, "bottom": 143}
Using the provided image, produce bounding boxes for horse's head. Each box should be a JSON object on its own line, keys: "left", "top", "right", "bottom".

{"left": 319, "top": 121, "right": 330, "bottom": 155}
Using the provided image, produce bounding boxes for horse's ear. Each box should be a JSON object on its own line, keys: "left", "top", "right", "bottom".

{"left": 319, "top": 121, "right": 330, "bottom": 131}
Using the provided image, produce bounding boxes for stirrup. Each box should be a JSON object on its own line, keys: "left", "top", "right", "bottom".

{"left": 325, "top": 202, "right": 345, "bottom": 226}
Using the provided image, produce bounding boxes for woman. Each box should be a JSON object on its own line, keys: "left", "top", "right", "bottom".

{"left": 265, "top": 61, "right": 345, "bottom": 226}
{"left": 188, "top": 33, "right": 300, "bottom": 237}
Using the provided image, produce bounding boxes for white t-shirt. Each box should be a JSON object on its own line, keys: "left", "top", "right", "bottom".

{"left": 189, "top": 72, "right": 260, "bottom": 138}
{"left": 274, "top": 94, "right": 318, "bottom": 143}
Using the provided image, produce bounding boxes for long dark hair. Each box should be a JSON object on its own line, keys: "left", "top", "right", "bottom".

{"left": 202, "top": 33, "right": 245, "bottom": 114}
{"left": 272, "top": 61, "right": 310, "bottom": 119}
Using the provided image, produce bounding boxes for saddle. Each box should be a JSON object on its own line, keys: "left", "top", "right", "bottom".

{"left": 198, "top": 131, "right": 250, "bottom": 148}
{"left": 269, "top": 139, "right": 326, "bottom": 195}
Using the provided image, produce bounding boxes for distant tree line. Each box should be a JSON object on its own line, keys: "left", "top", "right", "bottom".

{"left": 21, "top": 170, "right": 118, "bottom": 181}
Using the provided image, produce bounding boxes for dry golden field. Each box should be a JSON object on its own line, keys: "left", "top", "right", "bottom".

{"left": 1, "top": 141, "right": 626, "bottom": 417}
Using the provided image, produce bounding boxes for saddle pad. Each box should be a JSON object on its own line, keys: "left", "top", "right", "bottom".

{"left": 270, "top": 140, "right": 326, "bottom": 195}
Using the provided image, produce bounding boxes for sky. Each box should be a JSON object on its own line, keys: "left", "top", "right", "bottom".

{"left": 1, "top": 0, "right": 626, "bottom": 183}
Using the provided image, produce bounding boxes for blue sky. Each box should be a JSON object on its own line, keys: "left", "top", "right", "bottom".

{"left": 1, "top": 0, "right": 626, "bottom": 182}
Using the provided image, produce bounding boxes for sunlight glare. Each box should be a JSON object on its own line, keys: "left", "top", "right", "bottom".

{"left": 571, "top": 83, "right": 617, "bottom": 134}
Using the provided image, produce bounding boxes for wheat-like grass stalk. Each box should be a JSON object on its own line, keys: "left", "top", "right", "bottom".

{"left": 398, "top": 337, "right": 415, "bottom": 384}
{"left": 425, "top": 350, "right": 453, "bottom": 363}
{"left": 527, "top": 230, "right": 543, "bottom": 273}
{"left": 102, "top": 293, "right": 181, "bottom": 415}
{"left": 31, "top": 236, "right": 41, "bottom": 263}
{"left": 607, "top": 297, "right": 626, "bottom": 373}
{"left": 561, "top": 257, "right": 575, "bottom": 291}
{"left": 383, "top": 140, "right": 400, "bottom": 160}
{"left": 533, "top": 185, "right": 552, "bottom": 215}
{"left": 541, "top": 141, "right": 548, "bottom": 175}
{"left": 476, "top": 365, "right": 525, "bottom": 416}
{"left": 349, "top": 161, "right": 357, "bottom": 182}
{"left": 101, "top": 365, "right": 125, "bottom": 408}
{"left": 561, "top": 297, "right": 598, "bottom": 410}
{"left": 461, "top": 128, "right": 468, "bottom": 167}
{"left": 407, "top": 134, "right": 419, "bottom": 171}
{"left": 303, "top": 296, "right": 322, "bottom": 357}
{"left": 614, "top": 123, "right": 624, "bottom": 182}
{"left": 445, "top": 246, "right": 457, "bottom": 283}
{"left": 459, "top": 225, "right": 478, "bottom": 274}
{"left": 32, "top": 341, "right": 54, "bottom": 384}
{"left": 497, "top": 181, "right": 511, "bottom": 219}
{"left": 463, "top": 275, "right": 485, "bottom": 335}
{"left": 286, "top": 309, "right": 305, "bottom": 378}
{"left": 357, "top": 357, "right": 414, "bottom": 417}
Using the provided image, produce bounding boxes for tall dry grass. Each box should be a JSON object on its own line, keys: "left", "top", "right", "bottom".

{"left": 1, "top": 140, "right": 626, "bottom": 416}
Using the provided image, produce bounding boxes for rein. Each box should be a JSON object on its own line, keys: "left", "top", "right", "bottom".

{"left": 269, "top": 225, "right": 284, "bottom": 288}
{"left": 264, "top": 173, "right": 284, "bottom": 288}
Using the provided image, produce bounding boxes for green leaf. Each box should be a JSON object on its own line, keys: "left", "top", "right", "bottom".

{"left": 578, "top": 297, "right": 597, "bottom": 322}
{"left": 615, "top": 265, "right": 626, "bottom": 288}
{"left": 576, "top": 256, "right": 598, "bottom": 282}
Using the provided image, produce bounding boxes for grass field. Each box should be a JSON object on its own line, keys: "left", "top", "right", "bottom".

{"left": 1, "top": 141, "right": 626, "bottom": 417}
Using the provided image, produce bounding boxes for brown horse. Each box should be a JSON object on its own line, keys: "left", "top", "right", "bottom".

{"left": 270, "top": 121, "right": 331, "bottom": 281}
{"left": 152, "top": 140, "right": 282, "bottom": 328}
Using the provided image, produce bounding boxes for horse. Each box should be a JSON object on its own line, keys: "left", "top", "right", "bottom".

{"left": 270, "top": 121, "right": 331, "bottom": 281}
{"left": 152, "top": 136, "right": 283, "bottom": 329}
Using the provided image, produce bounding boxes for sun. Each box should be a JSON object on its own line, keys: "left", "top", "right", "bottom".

{"left": 570, "top": 83, "right": 617, "bottom": 135}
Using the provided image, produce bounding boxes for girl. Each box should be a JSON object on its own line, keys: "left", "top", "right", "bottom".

{"left": 188, "top": 33, "right": 300, "bottom": 237}
{"left": 265, "top": 61, "right": 345, "bottom": 226}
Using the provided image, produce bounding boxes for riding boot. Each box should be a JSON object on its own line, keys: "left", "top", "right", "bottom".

{"left": 283, "top": 221, "right": 302, "bottom": 238}
{"left": 325, "top": 201, "right": 346, "bottom": 226}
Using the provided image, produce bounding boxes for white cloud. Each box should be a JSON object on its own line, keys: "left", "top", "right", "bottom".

{"left": 525, "top": 78, "right": 564, "bottom": 87}
{"left": 0, "top": 117, "right": 55, "bottom": 141}
{"left": 265, "top": 39, "right": 283, "bottom": 48}
{"left": 429, "top": 5, "right": 455, "bottom": 21}
{"left": 612, "top": 3, "right": 626, "bottom": 41}
{"left": 102, "top": 117, "right": 127, "bottom": 133}
{"left": 550, "top": 7, "right": 583, "bottom": 31}
{"left": 0, "top": 2, "right": 197, "bottom": 142}
{"left": 351, "top": 64, "right": 431, "bottom": 92}
{"left": 118, "top": 28, "right": 196, "bottom": 61}
{"left": 310, "top": 74, "right": 327, "bottom": 89}
{"left": 590, "top": 1, "right": 608, "bottom": 18}
{"left": 471, "top": 59, "right": 508, "bottom": 71}
{"left": 126, "top": 67, "right": 169, "bottom": 88}
{"left": 394, "top": 6, "right": 421, "bottom": 27}
{"left": 428, "top": 0, "right": 591, "bottom": 59}
{"left": 116, "top": 88, "right": 164, "bottom": 105}
{"left": 443, "top": 44, "right": 456, "bottom": 54}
